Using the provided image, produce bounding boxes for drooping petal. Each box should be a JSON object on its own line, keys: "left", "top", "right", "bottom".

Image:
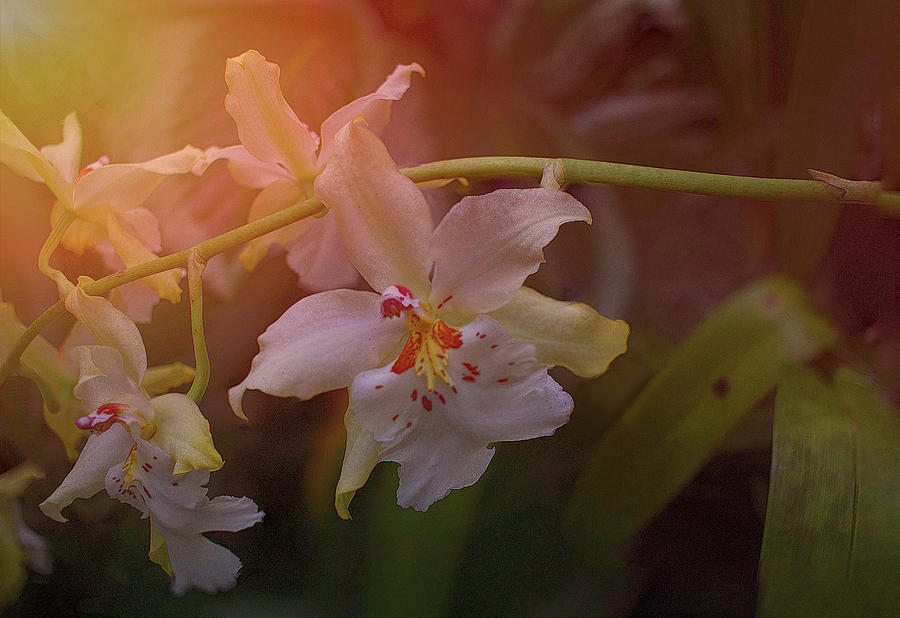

{"left": 40, "top": 423, "right": 133, "bottom": 522}
{"left": 201, "top": 145, "right": 293, "bottom": 189}
{"left": 64, "top": 286, "right": 148, "bottom": 384}
{"left": 228, "top": 289, "right": 406, "bottom": 418}
{"left": 284, "top": 214, "right": 363, "bottom": 292}
{"left": 39, "top": 112, "right": 81, "bottom": 184}
{"left": 0, "top": 110, "right": 73, "bottom": 207}
{"left": 490, "top": 286, "right": 630, "bottom": 377}
{"left": 148, "top": 394, "right": 224, "bottom": 475}
{"left": 157, "top": 524, "right": 246, "bottom": 596}
{"left": 335, "top": 402, "right": 384, "bottom": 519}
{"left": 224, "top": 50, "right": 319, "bottom": 181}
{"left": 106, "top": 438, "right": 262, "bottom": 595}
{"left": 73, "top": 145, "right": 204, "bottom": 212}
{"left": 70, "top": 345, "right": 141, "bottom": 411}
{"left": 351, "top": 315, "right": 573, "bottom": 510}
{"left": 237, "top": 179, "right": 309, "bottom": 271}
{"left": 313, "top": 123, "right": 433, "bottom": 297}
{"left": 106, "top": 213, "right": 183, "bottom": 304}
{"left": 317, "top": 63, "right": 425, "bottom": 168}
{"left": 430, "top": 188, "right": 591, "bottom": 321}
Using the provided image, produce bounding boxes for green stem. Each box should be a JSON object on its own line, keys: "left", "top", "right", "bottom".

{"left": 185, "top": 250, "right": 210, "bottom": 403}
{"left": 401, "top": 157, "right": 900, "bottom": 214}
{"left": 38, "top": 208, "right": 77, "bottom": 279}
{"left": 3, "top": 157, "right": 899, "bottom": 386}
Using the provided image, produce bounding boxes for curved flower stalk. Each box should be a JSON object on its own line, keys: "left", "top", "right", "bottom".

{"left": 0, "top": 463, "right": 52, "bottom": 610}
{"left": 0, "top": 110, "right": 204, "bottom": 313}
{"left": 230, "top": 123, "right": 630, "bottom": 515}
{"left": 39, "top": 284, "right": 263, "bottom": 594}
{"left": 204, "top": 49, "right": 423, "bottom": 290}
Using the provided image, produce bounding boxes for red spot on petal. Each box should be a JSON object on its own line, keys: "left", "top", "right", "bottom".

{"left": 406, "top": 422, "right": 412, "bottom": 428}
{"left": 497, "top": 378, "right": 509, "bottom": 383}
{"left": 508, "top": 362, "right": 515, "bottom": 366}
{"left": 479, "top": 334, "right": 486, "bottom": 339}
{"left": 463, "top": 362, "right": 480, "bottom": 375}
{"left": 422, "top": 396, "right": 432, "bottom": 411}
{"left": 437, "top": 393, "right": 446, "bottom": 404}
{"left": 142, "top": 463, "right": 152, "bottom": 472}
{"left": 375, "top": 384, "right": 383, "bottom": 389}
{"left": 142, "top": 486, "right": 152, "bottom": 499}
{"left": 437, "top": 295, "right": 453, "bottom": 309}
{"left": 490, "top": 344, "right": 498, "bottom": 349}
{"left": 452, "top": 386, "right": 458, "bottom": 393}
{"left": 171, "top": 481, "right": 178, "bottom": 486}
{"left": 411, "top": 389, "right": 417, "bottom": 401}
{"left": 392, "top": 414, "right": 399, "bottom": 421}
{"left": 462, "top": 375, "right": 476, "bottom": 382}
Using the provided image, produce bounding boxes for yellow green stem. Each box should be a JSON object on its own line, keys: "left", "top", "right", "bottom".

{"left": 3, "top": 157, "right": 899, "bottom": 386}
{"left": 401, "top": 157, "right": 900, "bottom": 215}
{"left": 185, "top": 250, "right": 210, "bottom": 403}
{"left": 37, "top": 208, "right": 77, "bottom": 279}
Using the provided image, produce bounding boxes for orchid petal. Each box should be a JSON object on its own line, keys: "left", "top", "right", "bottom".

{"left": 148, "top": 394, "right": 224, "bottom": 474}
{"left": 141, "top": 363, "right": 195, "bottom": 396}
{"left": 108, "top": 282, "right": 161, "bottom": 324}
{"left": 490, "top": 286, "right": 630, "bottom": 377}
{"left": 317, "top": 63, "right": 424, "bottom": 168}
{"left": 314, "top": 123, "right": 433, "bottom": 297}
{"left": 335, "top": 402, "right": 384, "bottom": 519}
{"left": 158, "top": 524, "right": 247, "bottom": 595}
{"left": 237, "top": 179, "right": 309, "bottom": 271}
{"left": 224, "top": 50, "right": 319, "bottom": 181}
{"left": 202, "top": 145, "right": 293, "bottom": 189}
{"left": 351, "top": 315, "right": 572, "bottom": 510}
{"left": 39, "top": 112, "right": 81, "bottom": 183}
{"left": 64, "top": 286, "right": 147, "bottom": 384}
{"left": 107, "top": 438, "right": 262, "bottom": 595}
{"left": 105, "top": 213, "right": 183, "bottom": 303}
{"left": 71, "top": 345, "right": 141, "bottom": 411}
{"left": 40, "top": 423, "right": 133, "bottom": 522}
{"left": 73, "top": 145, "right": 203, "bottom": 212}
{"left": 284, "top": 214, "right": 362, "bottom": 292}
{"left": 0, "top": 110, "right": 72, "bottom": 206}
{"left": 52, "top": 201, "right": 105, "bottom": 255}
{"left": 117, "top": 207, "right": 163, "bottom": 253}
{"left": 430, "top": 188, "right": 591, "bottom": 320}
{"left": 228, "top": 289, "right": 405, "bottom": 418}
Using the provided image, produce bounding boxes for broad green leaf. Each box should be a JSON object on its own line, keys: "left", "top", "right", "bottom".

{"left": 565, "top": 275, "right": 836, "bottom": 557}
{"left": 759, "top": 367, "right": 900, "bottom": 615}
{"left": 364, "top": 466, "right": 482, "bottom": 617}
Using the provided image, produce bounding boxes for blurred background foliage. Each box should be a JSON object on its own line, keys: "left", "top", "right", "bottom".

{"left": 1, "top": 0, "right": 899, "bottom": 615}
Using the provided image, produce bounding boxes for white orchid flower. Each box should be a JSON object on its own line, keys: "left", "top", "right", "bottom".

{"left": 230, "top": 123, "right": 629, "bottom": 516}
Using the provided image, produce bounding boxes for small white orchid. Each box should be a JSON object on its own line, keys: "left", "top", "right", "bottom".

{"left": 0, "top": 110, "right": 204, "bottom": 313}
{"left": 39, "top": 285, "right": 263, "bottom": 595}
{"left": 0, "top": 463, "right": 52, "bottom": 610}
{"left": 230, "top": 123, "right": 629, "bottom": 516}
{"left": 204, "top": 49, "right": 423, "bottom": 290}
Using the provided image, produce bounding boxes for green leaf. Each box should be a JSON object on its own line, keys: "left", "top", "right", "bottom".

{"left": 363, "top": 466, "right": 482, "bottom": 617}
{"left": 565, "top": 275, "right": 837, "bottom": 557}
{"left": 759, "top": 367, "right": 900, "bottom": 615}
